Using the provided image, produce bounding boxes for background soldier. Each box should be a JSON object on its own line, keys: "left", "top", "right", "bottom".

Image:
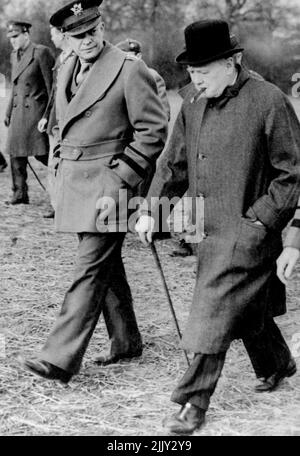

{"left": 20, "top": 0, "right": 167, "bottom": 382}
{"left": 0, "top": 151, "right": 7, "bottom": 172}
{"left": 38, "top": 25, "right": 73, "bottom": 218}
{"left": 116, "top": 38, "right": 170, "bottom": 122}
{"left": 4, "top": 20, "right": 55, "bottom": 205}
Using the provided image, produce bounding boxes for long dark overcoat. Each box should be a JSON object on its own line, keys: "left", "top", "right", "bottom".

{"left": 148, "top": 69, "right": 300, "bottom": 354}
{"left": 5, "top": 42, "right": 54, "bottom": 157}
{"left": 54, "top": 42, "right": 168, "bottom": 233}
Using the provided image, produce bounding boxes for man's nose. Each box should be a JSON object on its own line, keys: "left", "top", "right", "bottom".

{"left": 82, "top": 34, "right": 93, "bottom": 44}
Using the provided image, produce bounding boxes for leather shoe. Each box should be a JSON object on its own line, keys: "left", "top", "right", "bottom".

{"left": 43, "top": 210, "right": 55, "bottom": 219}
{"left": 163, "top": 403, "right": 206, "bottom": 435}
{"left": 255, "top": 358, "right": 297, "bottom": 392}
{"left": 20, "top": 358, "right": 72, "bottom": 384}
{"left": 170, "top": 240, "right": 194, "bottom": 257}
{"left": 94, "top": 349, "right": 142, "bottom": 366}
{"left": 5, "top": 197, "right": 29, "bottom": 205}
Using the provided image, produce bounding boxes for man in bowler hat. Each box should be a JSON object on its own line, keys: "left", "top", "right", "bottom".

{"left": 20, "top": 0, "right": 167, "bottom": 382}
{"left": 4, "top": 20, "right": 54, "bottom": 204}
{"left": 136, "top": 20, "right": 300, "bottom": 434}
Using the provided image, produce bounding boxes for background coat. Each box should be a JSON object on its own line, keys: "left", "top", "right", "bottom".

{"left": 54, "top": 42, "right": 168, "bottom": 233}
{"left": 147, "top": 70, "right": 300, "bottom": 354}
{"left": 5, "top": 42, "right": 54, "bottom": 157}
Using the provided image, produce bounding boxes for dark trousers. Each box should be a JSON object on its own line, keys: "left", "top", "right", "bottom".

{"left": 40, "top": 232, "right": 142, "bottom": 374}
{"left": 10, "top": 155, "right": 48, "bottom": 200}
{"left": 171, "top": 317, "right": 292, "bottom": 411}
{"left": 0, "top": 151, "right": 7, "bottom": 168}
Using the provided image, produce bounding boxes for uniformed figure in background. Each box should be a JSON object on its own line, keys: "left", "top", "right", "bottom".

{"left": 4, "top": 20, "right": 55, "bottom": 205}
{"left": 38, "top": 25, "right": 73, "bottom": 219}
{"left": 116, "top": 38, "right": 170, "bottom": 122}
{"left": 20, "top": 0, "right": 167, "bottom": 382}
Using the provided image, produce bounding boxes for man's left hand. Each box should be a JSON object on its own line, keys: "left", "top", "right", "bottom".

{"left": 276, "top": 247, "right": 300, "bottom": 285}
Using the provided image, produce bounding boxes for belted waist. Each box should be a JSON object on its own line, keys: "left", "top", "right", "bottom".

{"left": 57, "top": 138, "right": 130, "bottom": 161}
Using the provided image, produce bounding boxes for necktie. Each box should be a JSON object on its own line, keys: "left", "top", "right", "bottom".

{"left": 17, "top": 49, "right": 23, "bottom": 61}
{"left": 76, "top": 62, "right": 92, "bottom": 86}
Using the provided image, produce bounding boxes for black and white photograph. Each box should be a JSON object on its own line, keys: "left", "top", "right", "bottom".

{"left": 0, "top": 0, "right": 300, "bottom": 439}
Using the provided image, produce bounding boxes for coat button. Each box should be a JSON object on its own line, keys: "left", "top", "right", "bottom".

{"left": 85, "top": 110, "right": 92, "bottom": 117}
{"left": 201, "top": 232, "right": 208, "bottom": 239}
{"left": 198, "top": 193, "right": 205, "bottom": 199}
{"left": 199, "top": 154, "right": 207, "bottom": 160}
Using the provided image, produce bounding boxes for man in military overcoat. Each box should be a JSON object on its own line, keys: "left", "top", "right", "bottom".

{"left": 20, "top": 0, "right": 168, "bottom": 382}
{"left": 137, "top": 20, "right": 300, "bottom": 434}
{"left": 5, "top": 20, "right": 55, "bottom": 204}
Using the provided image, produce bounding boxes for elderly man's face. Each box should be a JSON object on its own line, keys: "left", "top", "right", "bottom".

{"left": 66, "top": 21, "right": 105, "bottom": 62}
{"left": 10, "top": 32, "right": 29, "bottom": 51}
{"left": 187, "top": 58, "right": 235, "bottom": 98}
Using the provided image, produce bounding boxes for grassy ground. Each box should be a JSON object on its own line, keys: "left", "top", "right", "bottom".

{"left": 0, "top": 91, "right": 300, "bottom": 436}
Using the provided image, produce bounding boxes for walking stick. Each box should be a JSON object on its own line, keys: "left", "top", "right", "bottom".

{"left": 150, "top": 241, "right": 190, "bottom": 366}
{"left": 27, "top": 160, "right": 47, "bottom": 192}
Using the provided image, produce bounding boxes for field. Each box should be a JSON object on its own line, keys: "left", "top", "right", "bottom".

{"left": 0, "top": 90, "right": 300, "bottom": 436}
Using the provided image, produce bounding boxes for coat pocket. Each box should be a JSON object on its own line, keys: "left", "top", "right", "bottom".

{"left": 236, "top": 216, "right": 281, "bottom": 261}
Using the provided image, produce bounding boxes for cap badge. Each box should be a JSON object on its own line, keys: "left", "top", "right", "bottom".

{"left": 71, "top": 3, "right": 84, "bottom": 16}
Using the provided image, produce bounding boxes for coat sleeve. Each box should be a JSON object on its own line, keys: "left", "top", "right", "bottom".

{"left": 111, "top": 59, "right": 168, "bottom": 189}
{"left": 42, "top": 83, "right": 55, "bottom": 120}
{"left": 37, "top": 47, "right": 55, "bottom": 98}
{"left": 5, "top": 54, "right": 14, "bottom": 120}
{"left": 249, "top": 91, "right": 300, "bottom": 231}
{"left": 139, "top": 107, "right": 189, "bottom": 219}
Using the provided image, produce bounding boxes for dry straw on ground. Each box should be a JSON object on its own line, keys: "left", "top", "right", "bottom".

{"left": 0, "top": 93, "right": 300, "bottom": 436}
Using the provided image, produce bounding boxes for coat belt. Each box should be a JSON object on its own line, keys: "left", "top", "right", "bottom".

{"left": 57, "top": 138, "right": 131, "bottom": 161}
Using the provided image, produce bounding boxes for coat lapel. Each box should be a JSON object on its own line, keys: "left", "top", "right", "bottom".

{"left": 12, "top": 43, "right": 34, "bottom": 82}
{"left": 61, "top": 43, "right": 126, "bottom": 137}
{"left": 189, "top": 98, "right": 208, "bottom": 194}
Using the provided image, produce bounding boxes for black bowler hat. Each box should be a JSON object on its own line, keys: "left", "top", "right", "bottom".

{"left": 176, "top": 20, "right": 243, "bottom": 66}
{"left": 7, "top": 20, "right": 32, "bottom": 38}
{"left": 116, "top": 38, "right": 142, "bottom": 54}
{"left": 50, "top": 0, "right": 103, "bottom": 36}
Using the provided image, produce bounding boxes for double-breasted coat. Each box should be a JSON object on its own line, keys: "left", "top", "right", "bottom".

{"left": 147, "top": 69, "right": 300, "bottom": 354}
{"left": 54, "top": 42, "right": 168, "bottom": 233}
{"left": 5, "top": 42, "right": 55, "bottom": 157}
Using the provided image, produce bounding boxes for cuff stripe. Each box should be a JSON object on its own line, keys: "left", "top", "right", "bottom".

{"left": 128, "top": 145, "right": 154, "bottom": 167}
{"left": 119, "top": 155, "right": 147, "bottom": 179}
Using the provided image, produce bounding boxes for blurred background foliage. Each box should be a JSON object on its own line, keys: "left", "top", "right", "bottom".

{"left": 0, "top": 0, "right": 300, "bottom": 93}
